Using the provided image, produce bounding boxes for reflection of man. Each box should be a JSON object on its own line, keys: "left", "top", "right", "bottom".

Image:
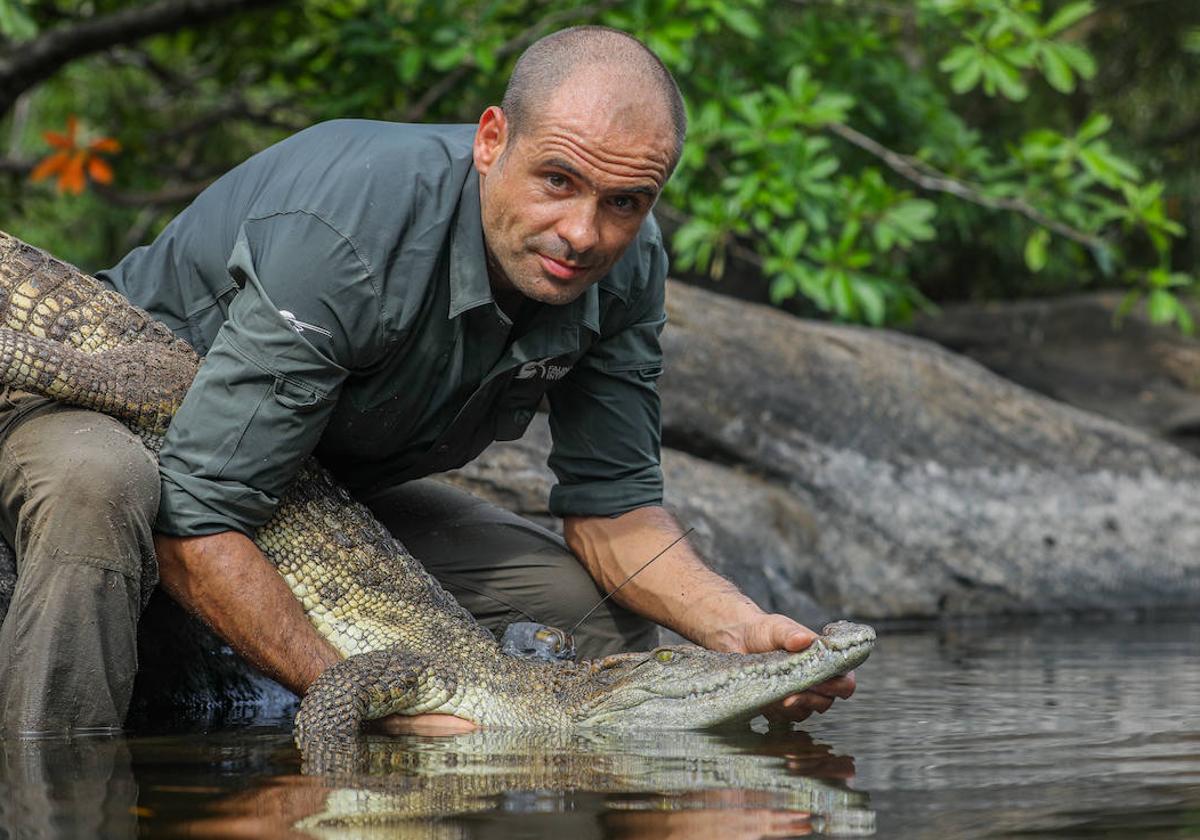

{"left": 0, "top": 26, "right": 854, "bottom": 734}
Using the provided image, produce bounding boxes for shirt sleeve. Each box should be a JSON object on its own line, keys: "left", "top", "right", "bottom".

{"left": 155, "top": 212, "right": 381, "bottom": 537}
{"left": 546, "top": 240, "right": 667, "bottom": 518}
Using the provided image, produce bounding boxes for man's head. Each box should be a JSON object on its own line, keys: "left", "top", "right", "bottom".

{"left": 473, "top": 26, "right": 685, "bottom": 308}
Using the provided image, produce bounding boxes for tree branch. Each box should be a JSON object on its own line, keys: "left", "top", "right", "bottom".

{"left": 0, "top": 0, "right": 286, "bottom": 119}
{"left": 0, "top": 157, "right": 30, "bottom": 176}
{"left": 92, "top": 179, "right": 214, "bottom": 208}
{"left": 824, "top": 121, "right": 1107, "bottom": 250}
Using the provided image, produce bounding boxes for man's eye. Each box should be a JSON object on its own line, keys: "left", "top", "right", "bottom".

{"left": 546, "top": 173, "right": 568, "bottom": 189}
{"left": 611, "top": 195, "right": 639, "bottom": 213}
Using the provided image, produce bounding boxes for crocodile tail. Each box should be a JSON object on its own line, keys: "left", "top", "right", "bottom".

{"left": 0, "top": 326, "right": 195, "bottom": 444}
{"left": 0, "top": 230, "right": 188, "bottom": 354}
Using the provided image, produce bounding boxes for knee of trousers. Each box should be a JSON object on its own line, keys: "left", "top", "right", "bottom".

{"left": 15, "top": 431, "right": 160, "bottom": 584}
{"left": 521, "top": 549, "right": 659, "bottom": 658}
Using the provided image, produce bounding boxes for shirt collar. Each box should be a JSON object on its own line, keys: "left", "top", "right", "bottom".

{"left": 447, "top": 166, "right": 600, "bottom": 334}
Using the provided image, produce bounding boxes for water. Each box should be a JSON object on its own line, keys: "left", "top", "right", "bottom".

{"left": 1, "top": 618, "right": 1197, "bottom": 839}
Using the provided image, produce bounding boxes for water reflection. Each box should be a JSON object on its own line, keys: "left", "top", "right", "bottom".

{"left": 287, "top": 729, "right": 872, "bottom": 839}
{"left": 8, "top": 619, "right": 1198, "bottom": 838}
{"left": 0, "top": 735, "right": 139, "bottom": 838}
{"left": 0, "top": 728, "right": 872, "bottom": 839}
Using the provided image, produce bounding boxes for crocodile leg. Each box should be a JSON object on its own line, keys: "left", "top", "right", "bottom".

{"left": 294, "top": 650, "right": 432, "bottom": 744}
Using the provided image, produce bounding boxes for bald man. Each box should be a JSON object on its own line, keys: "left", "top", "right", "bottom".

{"left": 0, "top": 26, "right": 854, "bottom": 734}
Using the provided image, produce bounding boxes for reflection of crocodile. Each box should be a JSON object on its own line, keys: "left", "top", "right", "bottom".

{"left": 0, "top": 230, "right": 873, "bottom": 741}
{"left": 292, "top": 729, "right": 875, "bottom": 839}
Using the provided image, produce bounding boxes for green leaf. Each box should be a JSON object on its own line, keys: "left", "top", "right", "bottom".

{"left": 950, "top": 56, "right": 984, "bottom": 93}
{"left": 1044, "top": 1, "right": 1095, "bottom": 35}
{"left": 837, "top": 219, "right": 862, "bottom": 252}
{"left": 992, "top": 60, "right": 1029, "bottom": 100}
{"left": 1079, "top": 147, "right": 1140, "bottom": 187}
{"left": 1039, "top": 45, "right": 1075, "bottom": 93}
{"left": 883, "top": 200, "right": 938, "bottom": 243}
{"left": 853, "top": 278, "right": 887, "bottom": 325}
{"left": 1056, "top": 42, "right": 1097, "bottom": 78}
{"left": 1147, "top": 289, "right": 1178, "bottom": 324}
{"left": 1090, "top": 242, "right": 1118, "bottom": 278}
{"left": 719, "top": 7, "right": 763, "bottom": 40}
{"left": 1186, "top": 28, "right": 1200, "bottom": 55}
{"left": 770, "top": 275, "right": 798, "bottom": 304}
{"left": 1025, "top": 228, "right": 1050, "bottom": 272}
{"left": 474, "top": 42, "right": 498, "bottom": 73}
{"left": 398, "top": 48, "right": 423, "bottom": 83}
{"left": 832, "top": 271, "right": 856, "bottom": 319}
{"left": 1076, "top": 113, "right": 1112, "bottom": 143}
{"left": 0, "top": 0, "right": 36, "bottom": 40}
{"left": 806, "top": 156, "right": 841, "bottom": 180}
{"left": 781, "top": 223, "right": 809, "bottom": 258}
{"left": 938, "top": 45, "right": 976, "bottom": 74}
{"left": 1176, "top": 303, "right": 1195, "bottom": 335}
{"left": 429, "top": 43, "right": 470, "bottom": 71}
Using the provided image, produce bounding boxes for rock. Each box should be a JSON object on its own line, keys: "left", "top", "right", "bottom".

{"left": 907, "top": 293, "right": 1200, "bottom": 455}
{"left": 451, "top": 282, "right": 1200, "bottom": 620}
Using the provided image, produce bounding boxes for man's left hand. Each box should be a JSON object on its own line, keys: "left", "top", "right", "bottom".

{"left": 702, "top": 613, "right": 857, "bottom": 723}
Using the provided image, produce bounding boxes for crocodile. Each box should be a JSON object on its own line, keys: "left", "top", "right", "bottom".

{"left": 0, "top": 230, "right": 874, "bottom": 741}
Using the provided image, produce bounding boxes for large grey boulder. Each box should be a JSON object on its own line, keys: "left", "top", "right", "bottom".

{"left": 908, "top": 293, "right": 1200, "bottom": 455}
{"left": 450, "top": 282, "right": 1200, "bottom": 619}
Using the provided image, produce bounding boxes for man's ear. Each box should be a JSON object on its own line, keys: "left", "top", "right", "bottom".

{"left": 473, "top": 106, "right": 509, "bottom": 176}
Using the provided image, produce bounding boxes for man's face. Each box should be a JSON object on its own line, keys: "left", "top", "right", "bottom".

{"left": 473, "top": 79, "right": 676, "bottom": 306}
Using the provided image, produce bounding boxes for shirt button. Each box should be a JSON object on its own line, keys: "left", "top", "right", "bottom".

{"left": 436, "top": 443, "right": 450, "bottom": 454}
{"left": 514, "top": 409, "right": 533, "bottom": 424}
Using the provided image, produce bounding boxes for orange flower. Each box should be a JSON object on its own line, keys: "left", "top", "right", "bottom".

{"left": 30, "top": 115, "right": 121, "bottom": 195}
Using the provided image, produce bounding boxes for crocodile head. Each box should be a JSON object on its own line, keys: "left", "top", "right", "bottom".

{"left": 569, "top": 621, "right": 875, "bottom": 729}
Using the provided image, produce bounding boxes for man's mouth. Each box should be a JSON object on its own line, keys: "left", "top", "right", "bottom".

{"left": 537, "top": 252, "right": 587, "bottom": 281}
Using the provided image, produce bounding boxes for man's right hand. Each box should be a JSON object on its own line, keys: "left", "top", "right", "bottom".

{"left": 155, "top": 531, "right": 479, "bottom": 734}
{"left": 154, "top": 531, "right": 343, "bottom": 695}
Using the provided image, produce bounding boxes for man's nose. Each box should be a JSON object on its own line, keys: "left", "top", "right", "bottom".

{"left": 556, "top": 199, "right": 600, "bottom": 255}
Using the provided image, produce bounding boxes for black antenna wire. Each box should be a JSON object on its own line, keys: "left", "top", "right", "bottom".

{"left": 567, "top": 527, "right": 695, "bottom": 636}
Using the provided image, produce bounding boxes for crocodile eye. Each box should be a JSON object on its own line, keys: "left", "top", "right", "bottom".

{"left": 654, "top": 650, "right": 675, "bottom": 664}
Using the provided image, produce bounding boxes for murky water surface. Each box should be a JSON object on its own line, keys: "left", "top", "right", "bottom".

{"left": 1, "top": 618, "right": 1197, "bottom": 839}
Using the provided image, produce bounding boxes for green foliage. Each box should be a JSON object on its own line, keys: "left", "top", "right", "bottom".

{"left": 0, "top": 0, "right": 1196, "bottom": 330}
{"left": 0, "top": 0, "right": 37, "bottom": 41}
{"left": 644, "top": 0, "right": 1195, "bottom": 327}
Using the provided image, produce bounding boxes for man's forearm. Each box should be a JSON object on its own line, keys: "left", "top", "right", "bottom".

{"left": 154, "top": 531, "right": 341, "bottom": 696}
{"left": 563, "top": 506, "right": 765, "bottom": 648}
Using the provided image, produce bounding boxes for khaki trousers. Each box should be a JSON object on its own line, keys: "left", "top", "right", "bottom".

{"left": 0, "top": 392, "right": 159, "bottom": 734}
{"left": 0, "top": 394, "right": 655, "bottom": 732}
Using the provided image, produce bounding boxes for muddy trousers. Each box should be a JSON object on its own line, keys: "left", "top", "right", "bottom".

{"left": 0, "top": 392, "right": 160, "bottom": 734}
{"left": 0, "top": 395, "right": 655, "bottom": 733}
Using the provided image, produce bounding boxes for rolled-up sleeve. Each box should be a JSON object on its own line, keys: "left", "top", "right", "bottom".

{"left": 546, "top": 245, "right": 667, "bottom": 518}
{"left": 156, "top": 212, "right": 380, "bottom": 536}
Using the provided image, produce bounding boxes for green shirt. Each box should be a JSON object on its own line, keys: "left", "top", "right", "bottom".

{"left": 99, "top": 120, "right": 667, "bottom": 537}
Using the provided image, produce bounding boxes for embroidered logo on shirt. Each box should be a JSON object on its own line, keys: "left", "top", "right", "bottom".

{"left": 516, "top": 357, "right": 572, "bottom": 382}
{"left": 279, "top": 310, "right": 333, "bottom": 338}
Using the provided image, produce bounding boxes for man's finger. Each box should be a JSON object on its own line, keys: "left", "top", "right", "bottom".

{"left": 762, "top": 615, "right": 817, "bottom": 653}
{"left": 786, "top": 692, "right": 834, "bottom": 715}
{"left": 809, "top": 672, "right": 856, "bottom": 699}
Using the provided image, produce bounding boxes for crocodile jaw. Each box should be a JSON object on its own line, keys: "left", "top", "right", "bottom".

{"left": 571, "top": 622, "right": 875, "bottom": 729}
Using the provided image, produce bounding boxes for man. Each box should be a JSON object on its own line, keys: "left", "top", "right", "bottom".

{"left": 0, "top": 26, "right": 854, "bottom": 734}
